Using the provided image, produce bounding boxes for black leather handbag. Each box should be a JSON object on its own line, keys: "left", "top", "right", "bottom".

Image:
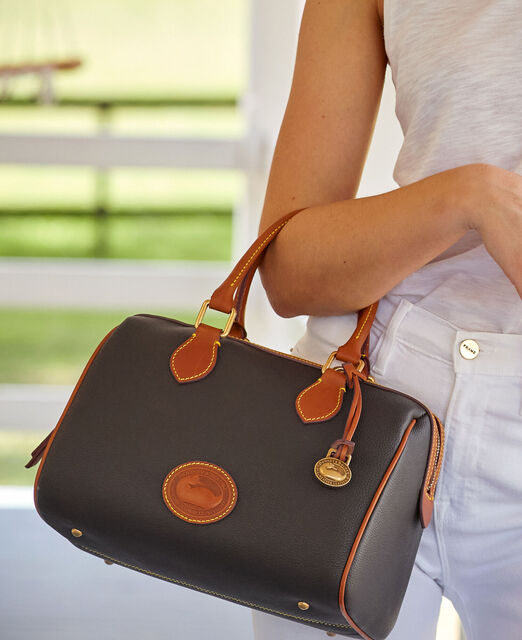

{"left": 26, "top": 207, "right": 444, "bottom": 640}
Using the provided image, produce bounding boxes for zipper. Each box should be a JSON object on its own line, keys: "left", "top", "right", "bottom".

{"left": 426, "top": 412, "right": 444, "bottom": 495}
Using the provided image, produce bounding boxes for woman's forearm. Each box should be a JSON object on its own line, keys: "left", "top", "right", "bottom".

{"left": 259, "top": 166, "right": 472, "bottom": 317}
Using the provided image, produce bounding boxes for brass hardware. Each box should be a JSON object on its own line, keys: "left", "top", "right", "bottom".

{"left": 321, "top": 353, "right": 366, "bottom": 375}
{"left": 297, "top": 601, "right": 310, "bottom": 611}
{"left": 194, "top": 299, "right": 237, "bottom": 338}
{"left": 314, "top": 448, "right": 351, "bottom": 487}
{"left": 321, "top": 351, "right": 338, "bottom": 374}
{"left": 71, "top": 528, "right": 83, "bottom": 538}
{"left": 104, "top": 560, "right": 114, "bottom": 565}
{"left": 367, "top": 375, "right": 375, "bottom": 383}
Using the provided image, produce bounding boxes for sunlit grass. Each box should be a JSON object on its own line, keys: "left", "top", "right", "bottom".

{"left": 0, "top": 167, "right": 241, "bottom": 258}
{"left": 0, "top": 212, "right": 232, "bottom": 259}
{"left": 0, "top": 307, "right": 209, "bottom": 384}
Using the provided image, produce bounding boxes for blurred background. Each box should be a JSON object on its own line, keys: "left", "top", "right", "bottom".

{"left": 0, "top": 1, "right": 463, "bottom": 638}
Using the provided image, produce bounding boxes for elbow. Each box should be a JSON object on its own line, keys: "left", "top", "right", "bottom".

{"left": 268, "top": 293, "right": 300, "bottom": 319}
{"left": 258, "top": 248, "right": 301, "bottom": 319}
{"left": 260, "top": 270, "right": 299, "bottom": 319}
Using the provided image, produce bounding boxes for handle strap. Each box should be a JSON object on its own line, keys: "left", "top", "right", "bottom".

{"left": 171, "top": 206, "right": 379, "bottom": 383}
{"left": 231, "top": 263, "right": 373, "bottom": 375}
{"left": 223, "top": 207, "right": 377, "bottom": 369}
{"left": 209, "top": 209, "right": 304, "bottom": 314}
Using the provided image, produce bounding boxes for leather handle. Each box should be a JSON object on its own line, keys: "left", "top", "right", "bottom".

{"left": 230, "top": 264, "right": 373, "bottom": 368}
{"left": 209, "top": 209, "right": 304, "bottom": 314}
{"left": 208, "top": 206, "right": 379, "bottom": 366}
{"left": 227, "top": 264, "right": 257, "bottom": 339}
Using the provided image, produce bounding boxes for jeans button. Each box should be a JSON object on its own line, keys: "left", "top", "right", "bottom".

{"left": 459, "top": 338, "right": 480, "bottom": 359}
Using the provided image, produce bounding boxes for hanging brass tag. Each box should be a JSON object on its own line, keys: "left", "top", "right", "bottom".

{"left": 314, "top": 451, "right": 351, "bottom": 487}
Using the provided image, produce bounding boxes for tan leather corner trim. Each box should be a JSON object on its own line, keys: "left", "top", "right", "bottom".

{"left": 33, "top": 326, "right": 118, "bottom": 517}
{"left": 170, "top": 324, "right": 222, "bottom": 384}
{"left": 295, "top": 369, "right": 346, "bottom": 423}
{"left": 420, "top": 491, "right": 434, "bottom": 529}
{"left": 338, "top": 418, "right": 417, "bottom": 640}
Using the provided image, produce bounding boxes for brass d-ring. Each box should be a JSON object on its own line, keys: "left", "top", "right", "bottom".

{"left": 321, "top": 353, "right": 366, "bottom": 375}
{"left": 321, "top": 351, "right": 338, "bottom": 374}
{"left": 194, "top": 299, "right": 237, "bottom": 338}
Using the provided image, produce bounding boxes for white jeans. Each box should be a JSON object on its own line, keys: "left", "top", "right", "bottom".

{"left": 251, "top": 298, "right": 522, "bottom": 640}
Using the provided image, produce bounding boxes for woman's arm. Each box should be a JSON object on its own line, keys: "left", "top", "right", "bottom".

{"left": 258, "top": 0, "right": 473, "bottom": 317}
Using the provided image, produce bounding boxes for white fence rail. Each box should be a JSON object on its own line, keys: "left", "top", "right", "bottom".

{"left": 0, "top": 134, "right": 247, "bottom": 169}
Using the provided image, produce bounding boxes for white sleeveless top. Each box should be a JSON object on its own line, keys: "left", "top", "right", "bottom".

{"left": 292, "top": 0, "right": 522, "bottom": 365}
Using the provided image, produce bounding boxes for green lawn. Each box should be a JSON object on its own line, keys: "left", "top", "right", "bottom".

{"left": 0, "top": 307, "right": 205, "bottom": 384}
{"left": 0, "top": 167, "right": 241, "bottom": 259}
{"left": 0, "top": 211, "right": 233, "bottom": 259}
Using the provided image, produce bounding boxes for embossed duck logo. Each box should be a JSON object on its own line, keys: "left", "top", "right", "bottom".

{"left": 175, "top": 474, "right": 223, "bottom": 509}
{"left": 321, "top": 463, "right": 346, "bottom": 481}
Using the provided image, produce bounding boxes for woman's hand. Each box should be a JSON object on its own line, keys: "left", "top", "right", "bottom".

{"left": 457, "top": 163, "right": 522, "bottom": 299}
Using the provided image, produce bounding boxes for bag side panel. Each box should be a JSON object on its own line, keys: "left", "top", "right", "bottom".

{"left": 33, "top": 326, "right": 118, "bottom": 513}
{"left": 343, "top": 414, "right": 431, "bottom": 640}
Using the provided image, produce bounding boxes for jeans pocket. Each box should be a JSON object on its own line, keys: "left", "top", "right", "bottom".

{"left": 366, "top": 298, "right": 457, "bottom": 421}
{"left": 369, "top": 298, "right": 414, "bottom": 377}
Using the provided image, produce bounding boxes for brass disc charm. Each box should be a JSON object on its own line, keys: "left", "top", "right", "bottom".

{"left": 314, "top": 456, "right": 351, "bottom": 487}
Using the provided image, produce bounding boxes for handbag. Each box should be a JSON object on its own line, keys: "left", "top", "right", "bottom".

{"left": 26, "top": 206, "right": 444, "bottom": 640}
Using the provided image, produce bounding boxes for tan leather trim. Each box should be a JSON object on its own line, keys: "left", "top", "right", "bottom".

{"left": 162, "top": 461, "right": 238, "bottom": 524}
{"left": 335, "top": 303, "right": 378, "bottom": 365}
{"left": 33, "top": 326, "right": 118, "bottom": 516}
{"left": 338, "top": 418, "right": 417, "bottom": 640}
{"left": 170, "top": 324, "right": 222, "bottom": 384}
{"left": 295, "top": 368, "right": 346, "bottom": 423}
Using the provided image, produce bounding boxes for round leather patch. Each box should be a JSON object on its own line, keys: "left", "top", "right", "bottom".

{"left": 162, "top": 461, "right": 238, "bottom": 524}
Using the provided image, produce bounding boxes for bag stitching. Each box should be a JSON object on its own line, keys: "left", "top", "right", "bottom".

{"left": 170, "top": 333, "right": 221, "bottom": 382}
{"left": 77, "top": 544, "right": 352, "bottom": 630}
{"left": 354, "top": 303, "right": 375, "bottom": 340}
{"left": 296, "top": 377, "right": 345, "bottom": 422}
{"left": 229, "top": 222, "right": 287, "bottom": 288}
